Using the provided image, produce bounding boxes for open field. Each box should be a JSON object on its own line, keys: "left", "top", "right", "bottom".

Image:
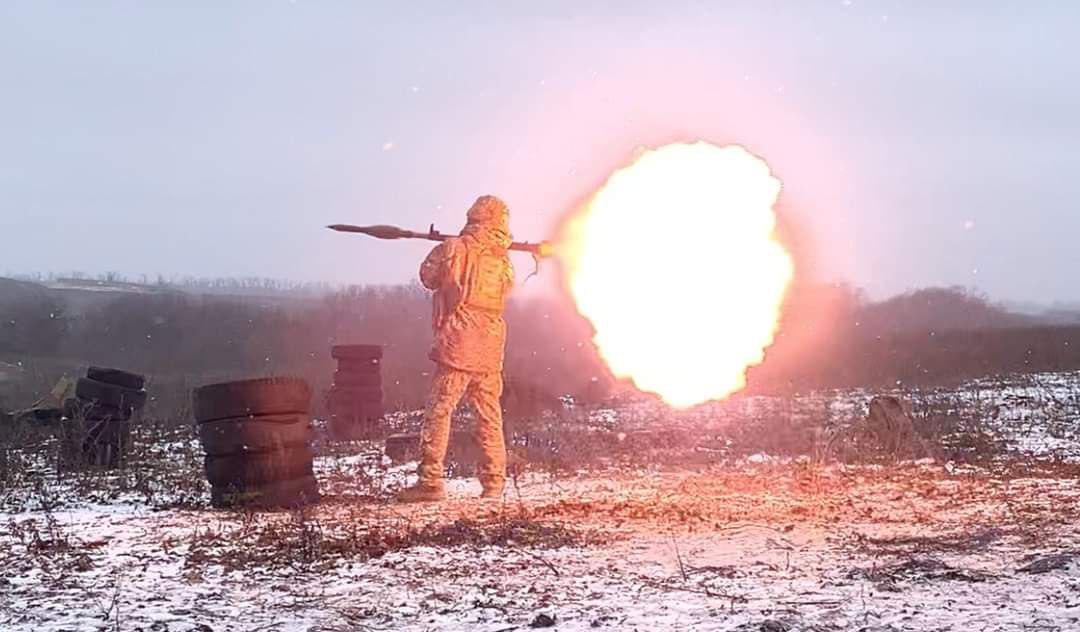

{"left": 5, "top": 462, "right": 1080, "bottom": 631}
{"left": 6, "top": 2, "right": 1080, "bottom": 629}
{"left": 3, "top": 371, "right": 1080, "bottom": 631}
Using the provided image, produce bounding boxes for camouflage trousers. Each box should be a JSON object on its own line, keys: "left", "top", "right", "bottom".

{"left": 418, "top": 365, "right": 506, "bottom": 489}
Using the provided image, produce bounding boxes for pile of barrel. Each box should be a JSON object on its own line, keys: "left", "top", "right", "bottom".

{"left": 326, "top": 344, "right": 385, "bottom": 440}
{"left": 193, "top": 377, "right": 319, "bottom": 508}
{"left": 66, "top": 367, "right": 148, "bottom": 468}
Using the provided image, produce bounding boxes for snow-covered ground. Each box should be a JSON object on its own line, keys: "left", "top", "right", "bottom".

{"left": 4, "top": 462, "right": 1080, "bottom": 631}
{"left": 4, "top": 371, "right": 1080, "bottom": 631}
{"left": 600, "top": 370, "right": 1080, "bottom": 462}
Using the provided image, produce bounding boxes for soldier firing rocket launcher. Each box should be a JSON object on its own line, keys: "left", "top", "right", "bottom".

{"left": 326, "top": 223, "right": 554, "bottom": 275}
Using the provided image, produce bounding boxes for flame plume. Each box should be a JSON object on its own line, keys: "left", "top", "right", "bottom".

{"left": 558, "top": 142, "right": 793, "bottom": 408}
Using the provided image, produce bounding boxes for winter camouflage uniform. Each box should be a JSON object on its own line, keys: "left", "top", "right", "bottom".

{"left": 400, "top": 195, "right": 514, "bottom": 501}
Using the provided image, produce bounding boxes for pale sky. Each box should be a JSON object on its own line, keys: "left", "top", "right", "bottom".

{"left": 2, "top": 1, "right": 1078, "bottom": 302}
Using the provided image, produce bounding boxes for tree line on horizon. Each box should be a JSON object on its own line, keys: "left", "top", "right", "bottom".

{"left": 1, "top": 276, "right": 1079, "bottom": 412}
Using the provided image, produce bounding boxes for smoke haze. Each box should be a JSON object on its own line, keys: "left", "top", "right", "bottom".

{"left": 2, "top": 1, "right": 1078, "bottom": 302}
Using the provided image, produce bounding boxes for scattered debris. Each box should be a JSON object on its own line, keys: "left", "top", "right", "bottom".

{"left": 851, "top": 557, "right": 995, "bottom": 591}
{"left": 529, "top": 613, "right": 557, "bottom": 628}
{"left": 1019, "top": 552, "right": 1078, "bottom": 574}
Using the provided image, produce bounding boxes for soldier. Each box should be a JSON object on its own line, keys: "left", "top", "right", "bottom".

{"left": 398, "top": 195, "right": 515, "bottom": 502}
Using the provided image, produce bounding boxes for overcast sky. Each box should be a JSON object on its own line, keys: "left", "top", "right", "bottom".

{"left": 2, "top": 1, "right": 1078, "bottom": 303}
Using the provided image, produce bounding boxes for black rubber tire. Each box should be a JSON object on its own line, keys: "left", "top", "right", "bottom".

{"left": 75, "top": 378, "right": 147, "bottom": 411}
{"left": 383, "top": 431, "right": 476, "bottom": 465}
{"left": 210, "top": 474, "right": 320, "bottom": 509}
{"left": 64, "top": 398, "right": 132, "bottom": 422}
{"left": 328, "top": 386, "right": 383, "bottom": 405}
{"left": 384, "top": 433, "right": 419, "bottom": 462}
{"left": 331, "top": 344, "right": 383, "bottom": 361}
{"left": 335, "top": 357, "right": 382, "bottom": 372}
{"left": 333, "top": 370, "right": 382, "bottom": 387}
{"left": 204, "top": 446, "right": 314, "bottom": 487}
{"left": 198, "top": 414, "right": 313, "bottom": 457}
{"left": 87, "top": 366, "right": 146, "bottom": 390}
{"left": 328, "top": 415, "right": 385, "bottom": 441}
{"left": 193, "top": 377, "right": 311, "bottom": 423}
{"left": 328, "top": 402, "right": 385, "bottom": 421}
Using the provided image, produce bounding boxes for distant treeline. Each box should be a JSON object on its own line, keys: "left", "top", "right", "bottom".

{"left": 0, "top": 278, "right": 602, "bottom": 412}
{"left": 8, "top": 271, "right": 333, "bottom": 296}
{"left": 749, "top": 284, "right": 1080, "bottom": 391}
{"left": 2, "top": 277, "right": 1079, "bottom": 412}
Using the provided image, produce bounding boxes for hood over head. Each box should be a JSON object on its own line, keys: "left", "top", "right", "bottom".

{"left": 462, "top": 195, "right": 511, "bottom": 249}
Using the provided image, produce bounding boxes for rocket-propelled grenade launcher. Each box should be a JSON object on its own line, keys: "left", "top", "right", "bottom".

{"left": 326, "top": 223, "right": 554, "bottom": 275}
{"left": 326, "top": 223, "right": 552, "bottom": 256}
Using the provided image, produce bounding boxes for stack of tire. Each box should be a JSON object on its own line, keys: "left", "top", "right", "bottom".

{"left": 193, "top": 377, "right": 319, "bottom": 509}
{"left": 327, "top": 344, "right": 385, "bottom": 440}
{"left": 68, "top": 367, "right": 148, "bottom": 468}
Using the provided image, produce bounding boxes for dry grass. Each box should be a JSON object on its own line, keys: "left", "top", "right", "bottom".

{"left": 177, "top": 504, "right": 607, "bottom": 573}
{"left": 0, "top": 407, "right": 206, "bottom": 512}
{"left": 0, "top": 374, "right": 1048, "bottom": 515}
{"left": 62, "top": 459, "right": 1074, "bottom": 589}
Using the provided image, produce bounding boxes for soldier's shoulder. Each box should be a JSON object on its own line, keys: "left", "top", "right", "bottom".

{"left": 441, "top": 236, "right": 469, "bottom": 253}
{"left": 427, "top": 237, "right": 460, "bottom": 254}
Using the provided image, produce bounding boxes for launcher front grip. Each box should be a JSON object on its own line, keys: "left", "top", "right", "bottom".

{"left": 510, "top": 240, "right": 554, "bottom": 257}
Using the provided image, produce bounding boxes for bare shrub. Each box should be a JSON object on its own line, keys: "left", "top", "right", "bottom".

{"left": 823, "top": 396, "right": 936, "bottom": 463}
{"left": 0, "top": 408, "right": 206, "bottom": 512}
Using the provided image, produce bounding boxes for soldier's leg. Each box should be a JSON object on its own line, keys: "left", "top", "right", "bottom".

{"left": 466, "top": 371, "right": 507, "bottom": 494}
{"left": 416, "top": 366, "right": 471, "bottom": 486}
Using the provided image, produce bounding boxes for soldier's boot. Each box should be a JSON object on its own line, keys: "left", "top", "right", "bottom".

{"left": 397, "top": 479, "right": 447, "bottom": 503}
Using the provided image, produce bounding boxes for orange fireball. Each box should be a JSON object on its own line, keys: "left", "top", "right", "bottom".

{"left": 558, "top": 142, "right": 793, "bottom": 408}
